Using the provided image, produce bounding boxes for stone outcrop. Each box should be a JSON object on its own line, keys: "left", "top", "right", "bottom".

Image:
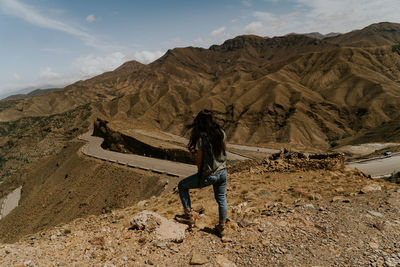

{"left": 93, "top": 119, "right": 195, "bottom": 164}
{"left": 228, "top": 150, "right": 345, "bottom": 174}
{"left": 130, "top": 210, "right": 187, "bottom": 243}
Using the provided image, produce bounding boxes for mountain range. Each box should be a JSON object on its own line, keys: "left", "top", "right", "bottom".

{"left": 1, "top": 22, "right": 400, "bottom": 150}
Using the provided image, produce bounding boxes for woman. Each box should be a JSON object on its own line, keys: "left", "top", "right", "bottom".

{"left": 175, "top": 109, "right": 228, "bottom": 237}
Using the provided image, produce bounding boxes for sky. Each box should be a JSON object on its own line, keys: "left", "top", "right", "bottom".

{"left": 0, "top": 0, "right": 399, "bottom": 98}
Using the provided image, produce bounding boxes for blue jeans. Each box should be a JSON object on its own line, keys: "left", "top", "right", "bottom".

{"left": 178, "top": 169, "right": 227, "bottom": 222}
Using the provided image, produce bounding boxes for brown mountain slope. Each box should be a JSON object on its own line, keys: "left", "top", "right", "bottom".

{"left": 1, "top": 23, "right": 400, "bottom": 149}
{"left": 327, "top": 22, "right": 400, "bottom": 47}
{"left": 0, "top": 141, "right": 173, "bottom": 242}
{"left": 0, "top": 60, "right": 144, "bottom": 122}
{"left": 0, "top": 34, "right": 337, "bottom": 122}
{"left": 0, "top": 104, "right": 92, "bottom": 182}
{"left": 1, "top": 156, "right": 399, "bottom": 265}
{"left": 91, "top": 45, "right": 400, "bottom": 148}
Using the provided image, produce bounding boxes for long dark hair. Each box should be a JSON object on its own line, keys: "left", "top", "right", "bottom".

{"left": 187, "top": 109, "right": 225, "bottom": 155}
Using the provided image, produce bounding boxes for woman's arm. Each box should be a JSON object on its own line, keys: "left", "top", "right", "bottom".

{"left": 196, "top": 150, "right": 203, "bottom": 171}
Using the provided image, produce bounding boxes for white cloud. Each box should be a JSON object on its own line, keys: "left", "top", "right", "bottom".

{"left": 240, "top": 0, "right": 252, "bottom": 7}
{"left": 41, "top": 48, "right": 72, "bottom": 55}
{"left": 190, "top": 26, "right": 233, "bottom": 48}
{"left": 244, "top": 21, "right": 264, "bottom": 34}
{"left": 0, "top": 74, "right": 80, "bottom": 99}
{"left": 253, "top": 11, "right": 275, "bottom": 22}
{"left": 295, "top": 0, "right": 400, "bottom": 33}
{"left": 0, "top": 0, "right": 110, "bottom": 50}
{"left": 86, "top": 14, "right": 95, "bottom": 23}
{"left": 73, "top": 52, "right": 128, "bottom": 77}
{"left": 39, "top": 67, "right": 61, "bottom": 79}
{"left": 133, "top": 50, "right": 164, "bottom": 64}
{"left": 210, "top": 26, "right": 227, "bottom": 38}
{"left": 193, "top": 37, "right": 205, "bottom": 45}
{"left": 162, "top": 37, "right": 182, "bottom": 47}
{"left": 242, "top": 0, "right": 400, "bottom": 37}
{"left": 0, "top": 50, "right": 166, "bottom": 99}
{"left": 243, "top": 11, "right": 302, "bottom": 36}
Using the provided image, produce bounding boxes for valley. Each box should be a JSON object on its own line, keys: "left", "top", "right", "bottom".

{"left": 0, "top": 21, "right": 400, "bottom": 266}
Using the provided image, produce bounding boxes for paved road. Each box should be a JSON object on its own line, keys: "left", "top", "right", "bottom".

{"left": 0, "top": 186, "right": 22, "bottom": 220}
{"left": 79, "top": 131, "right": 197, "bottom": 177}
{"left": 347, "top": 155, "right": 400, "bottom": 177}
{"left": 162, "top": 132, "right": 278, "bottom": 158}
{"left": 228, "top": 144, "right": 280, "bottom": 154}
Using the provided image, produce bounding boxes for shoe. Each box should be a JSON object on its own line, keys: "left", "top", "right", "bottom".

{"left": 174, "top": 211, "right": 198, "bottom": 225}
{"left": 215, "top": 223, "right": 226, "bottom": 237}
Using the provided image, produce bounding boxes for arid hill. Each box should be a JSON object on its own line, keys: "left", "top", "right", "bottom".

{"left": 1, "top": 152, "right": 399, "bottom": 266}
{"left": 304, "top": 32, "right": 341, "bottom": 40}
{"left": 1, "top": 22, "right": 400, "bottom": 151}
{"left": 0, "top": 140, "right": 174, "bottom": 243}
{"left": 327, "top": 22, "right": 400, "bottom": 47}
{"left": 0, "top": 22, "right": 400, "bottom": 265}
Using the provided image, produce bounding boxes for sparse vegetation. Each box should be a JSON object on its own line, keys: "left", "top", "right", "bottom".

{"left": 0, "top": 99, "right": 19, "bottom": 112}
{"left": 392, "top": 44, "right": 400, "bottom": 55}
{"left": 329, "top": 141, "right": 339, "bottom": 148}
{"left": 0, "top": 104, "right": 92, "bottom": 181}
{"left": 385, "top": 171, "right": 400, "bottom": 184}
{"left": 327, "top": 133, "right": 351, "bottom": 148}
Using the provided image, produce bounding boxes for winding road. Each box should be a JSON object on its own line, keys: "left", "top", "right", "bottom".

{"left": 78, "top": 130, "right": 263, "bottom": 177}
{"left": 0, "top": 186, "right": 22, "bottom": 220}
{"left": 162, "top": 131, "right": 280, "bottom": 156}
{"left": 78, "top": 129, "right": 282, "bottom": 178}
{"left": 80, "top": 130, "right": 399, "bottom": 179}
{"left": 1, "top": 130, "right": 395, "bottom": 221}
{"left": 78, "top": 131, "right": 197, "bottom": 177}
{"left": 347, "top": 155, "right": 400, "bottom": 177}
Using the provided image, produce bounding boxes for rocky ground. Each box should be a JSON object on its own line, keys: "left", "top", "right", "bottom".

{"left": 0, "top": 154, "right": 399, "bottom": 266}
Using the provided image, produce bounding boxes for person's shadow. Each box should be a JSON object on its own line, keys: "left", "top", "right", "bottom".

{"left": 199, "top": 226, "right": 220, "bottom": 237}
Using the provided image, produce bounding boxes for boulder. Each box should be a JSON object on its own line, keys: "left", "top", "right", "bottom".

{"left": 130, "top": 210, "right": 162, "bottom": 231}
{"left": 360, "top": 184, "right": 381, "bottom": 194}
{"left": 190, "top": 253, "right": 208, "bottom": 265}
{"left": 130, "top": 211, "right": 187, "bottom": 242}
{"left": 216, "top": 255, "right": 237, "bottom": 267}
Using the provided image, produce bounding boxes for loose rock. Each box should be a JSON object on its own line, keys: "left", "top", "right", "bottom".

{"left": 368, "top": 211, "right": 383, "bottom": 218}
{"left": 369, "top": 242, "right": 379, "bottom": 250}
{"left": 190, "top": 253, "right": 208, "bottom": 265}
{"left": 216, "top": 255, "right": 237, "bottom": 267}
{"left": 130, "top": 211, "right": 187, "bottom": 242}
{"left": 360, "top": 184, "right": 382, "bottom": 194}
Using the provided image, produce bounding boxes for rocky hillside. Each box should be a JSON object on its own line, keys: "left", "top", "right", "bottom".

{"left": 0, "top": 140, "right": 176, "bottom": 243}
{"left": 0, "top": 104, "right": 92, "bottom": 182}
{"left": 327, "top": 22, "right": 400, "bottom": 47}
{"left": 93, "top": 118, "right": 195, "bottom": 164}
{"left": 1, "top": 22, "right": 400, "bottom": 150}
{"left": 0, "top": 153, "right": 399, "bottom": 266}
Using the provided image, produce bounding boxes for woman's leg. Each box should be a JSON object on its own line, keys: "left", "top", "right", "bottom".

{"left": 213, "top": 169, "right": 228, "bottom": 223}
{"left": 178, "top": 173, "right": 201, "bottom": 212}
